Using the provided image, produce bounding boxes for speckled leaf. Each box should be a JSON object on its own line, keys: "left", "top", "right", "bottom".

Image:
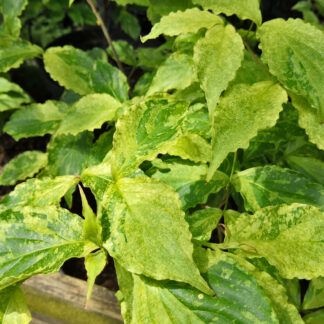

{"left": 142, "top": 8, "right": 223, "bottom": 42}
{"left": 167, "top": 133, "right": 212, "bottom": 163}
{"left": 111, "top": 98, "right": 189, "bottom": 178}
{"left": 258, "top": 19, "right": 324, "bottom": 121}
{"left": 3, "top": 100, "right": 69, "bottom": 140}
{"left": 0, "top": 77, "right": 30, "bottom": 112}
{"left": 57, "top": 94, "right": 120, "bottom": 135}
{"left": 303, "top": 277, "right": 324, "bottom": 310}
{"left": 193, "top": 24, "right": 244, "bottom": 121}
{"left": 186, "top": 208, "right": 222, "bottom": 241}
{"left": 147, "top": 53, "right": 197, "bottom": 95}
{"left": 227, "top": 203, "right": 324, "bottom": 279}
{"left": 0, "top": 0, "right": 28, "bottom": 36}
{"left": 0, "top": 176, "right": 79, "bottom": 209}
{"left": 233, "top": 165, "right": 324, "bottom": 212}
{"left": 44, "top": 46, "right": 94, "bottom": 95}
{"left": 291, "top": 94, "right": 324, "bottom": 150}
{"left": 0, "top": 151, "right": 48, "bottom": 186}
{"left": 152, "top": 159, "right": 228, "bottom": 210}
{"left": 0, "top": 286, "right": 31, "bottom": 324}
{"left": 208, "top": 81, "right": 287, "bottom": 180}
{"left": 0, "top": 36, "right": 43, "bottom": 73}
{"left": 116, "top": 249, "right": 281, "bottom": 324}
{"left": 193, "top": 0, "right": 262, "bottom": 25}
{"left": 0, "top": 206, "right": 96, "bottom": 289}
{"left": 85, "top": 249, "right": 107, "bottom": 304}
{"left": 100, "top": 177, "right": 212, "bottom": 295}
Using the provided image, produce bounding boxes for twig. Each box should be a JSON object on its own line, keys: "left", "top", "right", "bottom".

{"left": 86, "top": 0, "right": 124, "bottom": 73}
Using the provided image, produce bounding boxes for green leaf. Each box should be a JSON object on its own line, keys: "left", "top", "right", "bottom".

{"left": 0, "top": 0, "right": 28, "bottom": 36}
{"left": 142, "top": 8, "right": 223, "bottom": 42}
{"left": 85, "top": 249, "right": 107, "bottom": 305}
{"left": 304, "top": 309, "right": 324, "bottom": 324}
{"left": 68, "top": 3, "right": 97, "bottom": 26}
{"left": 166, "top": 133, "right": 212, "bottom": 163}
{"left": 116, "top": 248, "right": 286, "bottom": 324}
{"left": 193, "top": 24, "right": 244, "bottom": 120}
{"left": 0, "top": 36, "right": 43, "bottom": 73}
{"left": 0, "top": 286, "right": 31, "bottom": 324}
{"left": 285, "top": 155, "right": 324, "bottom": 186}
{"left": 291, "top": 93, "right": 324, "bottom": 151}
{"left": 233, "top": 165, "right": 324, "bottom": 212}
{"left": 100, "top": 177, "right": 212, "bottom": 295}
{"left": 56, "top": 94, "right": 120, "bottom": 135}
{"left": 193, "top": 0, "right": 262, "bottom": 25}
{"left": 118, "top": 9, "right": 141, "bottom": 40}
{"left": 43, "top": 46, "right": 94, "bottom": 95}
{"left": 91, "top": 60, "right": 129, "bottom": 103}
{"left": 111, "top": 98, "right": 189, "bottom": 178}
{"left": 108, "top": 40, "right": 137, "bottom": 66}
{"left": 79, "top": 185, "right": 100, "bottom": 245}
{"left": 3, "top": 100, "right": 69, "bottom": 140}
{"left": 302, "top": 277, "right": 324, "bottom": 310}
{"left": 0, "top": 77, "right": 30, "bottom": 112}
{"left": 227, "top": 203, "right": 324, "bottom": 279}
{"left": 0, "top": 176, "right": 79, "bottom": 209}
{"left": 147, "top": 53, "right": 197, "bottom": 95}
{"left": 208, "top": 81, "right": 287, "bottom": 180}
{"left": 112, "top": 0, "right": 149, "bottom": 5}
{"left": 258, "top": 18, "right": 324, "bottom": 121}
{"left": 69, "top": 0, "right": 75, "bottom": 6}
{"left": 0, "top": 151, "right": 48, "bottom": 186}
{"left": 186, "top": 208, "right": 222, "bottom": 241}
{"left": 151, "top": 158, "right": 228, "bottom": 210}
{"left": 0, "top": 206, "right": 96, "bottom": 290}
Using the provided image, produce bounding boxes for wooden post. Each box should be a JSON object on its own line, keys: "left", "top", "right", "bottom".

{"left": 22, "top": 273, "right": 123, "bottom": 324}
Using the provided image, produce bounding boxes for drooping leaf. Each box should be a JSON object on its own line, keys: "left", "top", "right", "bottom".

{"left": 142, "top": 8, "right": 223, "bottom": 42}
{"left": 0, "top": 151, "right": 48, "bottom": 186}
{"left": 0, "top": 0, "right": 28, "bottom": 36}
{"left": 0, "top": 36, "right": 43, "bottom": 73}
{"left": 258, "top": 18, "right": 324, "bottom": 121}
{"left": 151, "top": 158, "right": 228, "bottom": 210}
{"left": 0, "top": 77, "right": 30, "bottom": 112}
{"left": 0, "top": 286, "right": 31, "bottom": 324}
{"left": 208, "top": 81, "right": 287, "bottom": 180}
{"left": 85, "top": 249, "right": 107, "bottom": 305}
{"left": 111, "top": 98, "right": 189, "bottom": 178}
{"left": 3, "top": 100, "right": 70, "bottom": 140}
{"left": 116, "top": 247, "right": 300, "bottom": 324}
{"left": 193, "top": 0, "right": 262, "bottom": 25}
{"left": 186, "top": 208, "right": 222, "bottom": 241}
{"left": 193, "top": 24, "right": 244, "bottom": 120}
{"left": 118, "top": 9, "right": 141, "bottom": 40}
{"left": 56, "top": 94, "right": 120, "bottom": 135}
{"left": 0, "top": 176, "right": 79, "bottom": 209}
{"left": 302, "top": 277, "right": 324, "bottom": 310}
{"left": 0, "top": 206, "right": 96, "bottom": 290}
{"left": 147, "top": 53, "right": 197, "bottom": 95}
{"left": 43, "top": 46, "right": 94, "bottom": 95}
{"left": 226, "top": 203, "right": 324, "bottom": 279}
{"left": 100, "top": 176, "right": 212, "bottom": 295}
{"left": 233, "top": 165, "right": 324, "bottom": 212}
{"left": 291, "top": 93, "right": 324, "bottom": 151}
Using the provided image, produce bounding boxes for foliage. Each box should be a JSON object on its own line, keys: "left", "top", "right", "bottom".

{"left": 0, "top": 0, "right": 324, "bottom": 322}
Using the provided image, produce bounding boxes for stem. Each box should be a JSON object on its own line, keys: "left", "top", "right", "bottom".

{"left": 223, "top": 151, "right": 237, "bottom": 213}
{"left": 243, "top": 40, "right": 272, "bottom": 78}
{"left": 86, "top": 0, "right": 124, "bottom": 73}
